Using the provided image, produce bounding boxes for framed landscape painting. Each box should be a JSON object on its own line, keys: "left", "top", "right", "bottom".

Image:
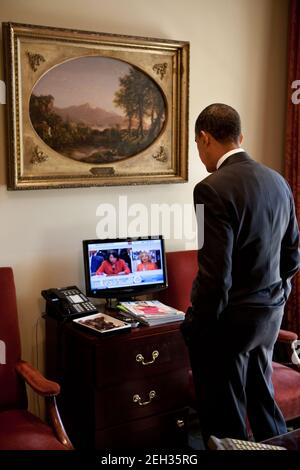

{"left": 2, "top": 22, "right": 189, "bottom": 190}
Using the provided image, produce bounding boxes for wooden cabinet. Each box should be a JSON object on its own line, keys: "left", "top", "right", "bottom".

{"left": 45, "top": 314, "right": 190, "bottom": 450}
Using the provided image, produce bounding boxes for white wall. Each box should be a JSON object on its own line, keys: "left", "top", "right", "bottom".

{"left": 0, "top": 0, "right": 288, "bottom": 416}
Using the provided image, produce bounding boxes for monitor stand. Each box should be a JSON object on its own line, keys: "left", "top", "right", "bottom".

{"left": 104, "top": 297, "right": 143, "bottom": 327}
{"left": 105, "top": 296, "right": 134, "bottom": 309}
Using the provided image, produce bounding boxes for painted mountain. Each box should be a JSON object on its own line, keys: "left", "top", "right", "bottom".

{"left": 53, "top": 103, "right": 127, "bottom": 129}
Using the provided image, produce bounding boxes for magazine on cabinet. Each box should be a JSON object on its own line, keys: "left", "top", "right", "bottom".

{"left": 117, "top": 300, "right": 185, "bottom": 326}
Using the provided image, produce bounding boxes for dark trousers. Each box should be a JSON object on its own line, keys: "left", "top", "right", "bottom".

{"left": 185, "top": 306, "right": 287, "bottom": 445}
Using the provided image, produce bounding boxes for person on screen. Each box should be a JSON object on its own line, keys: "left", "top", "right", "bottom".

{"left": 120, "top": 248, "right": 132, "bottom": 272}
{"left": 90, "top": 250, "right": 105, "bottom": 275}
{"left": 96, "top": 251, "right": 131, "bottom": 276}
{"left": 136, "top": 251, "right": 157, "bottom": 271}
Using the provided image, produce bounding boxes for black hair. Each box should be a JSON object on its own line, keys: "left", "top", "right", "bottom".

{"left": 195, "top": 103, "right": 241, "bottom": 143}
{"left": 107, "top": 251, "right": 119, "bottom": 261}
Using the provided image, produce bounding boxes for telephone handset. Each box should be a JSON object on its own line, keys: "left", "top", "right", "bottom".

{"left": 41, "top": 286, "right": 98, "bottom": 319}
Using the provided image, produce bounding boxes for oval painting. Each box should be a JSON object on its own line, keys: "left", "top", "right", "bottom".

{"left": 29, "top": 56, "right": 166, "bottom": 164}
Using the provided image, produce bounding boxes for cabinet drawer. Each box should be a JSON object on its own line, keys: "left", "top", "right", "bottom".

{"left": 95, "top": 407, "right": 189, "bottom": 449}
{"left": 95, "top": 369, "right": 189, "bottom": 429}
{"left": 95, "top": 330, "right": 189, "bottom": 387}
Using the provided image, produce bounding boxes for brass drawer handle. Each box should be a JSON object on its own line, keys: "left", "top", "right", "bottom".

{"left": 136, "top": 350, "right": 159, "bottom": 365}
{"left": 177, "top": 419, "right": 185, "bottom": 428}
{"left": 133, "top": 390, "right": 156, "bottom": 406}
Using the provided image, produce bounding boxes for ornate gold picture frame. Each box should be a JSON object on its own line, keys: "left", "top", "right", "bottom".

{"left": 3, "top": 22, "right": 189, "bottom": 190}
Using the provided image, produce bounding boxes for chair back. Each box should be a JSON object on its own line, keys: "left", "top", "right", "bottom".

{"left": 0, "top": 267, "right": 27, "bottom": 411}
{"left": 159, "top": 250, "right": 198, "bottom": 312}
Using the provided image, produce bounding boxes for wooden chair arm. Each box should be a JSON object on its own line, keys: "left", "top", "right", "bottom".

{"left": 16, "top": 360, "right": 60, "bottom": 396}
{"left": 16, "top": 360, "right": 73, "bottom": 449}
{"left": 277, "top": 329, "right": 298, "bottom": 344}
{"left": 46, "top": 396, "right": 74, "bottom": 449}
{"left": 274, "top": 329, "right": 300, "bottom": 370}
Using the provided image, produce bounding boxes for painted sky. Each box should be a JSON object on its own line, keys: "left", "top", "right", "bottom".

{"left": 32, "top": 56, "right": 131, "bottom": 113}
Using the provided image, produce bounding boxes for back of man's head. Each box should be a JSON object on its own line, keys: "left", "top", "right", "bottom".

{"left": 195, "top": 103, "right": 241, "bottom": 144}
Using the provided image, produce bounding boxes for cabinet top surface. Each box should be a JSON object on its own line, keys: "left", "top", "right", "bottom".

{"left": 45, "top": 311, "right": 183, "bottom": 344}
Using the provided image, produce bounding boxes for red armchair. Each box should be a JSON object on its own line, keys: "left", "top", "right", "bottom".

{"left": 159, "top": 250, "right": 300, "bottom": 424}
{"left": 0, "top": 267, "right": 73, "bottom": 450}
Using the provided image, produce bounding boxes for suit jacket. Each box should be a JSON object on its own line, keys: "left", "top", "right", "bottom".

{"left": 185, "top": 152, "right": 300, "bottom": 334}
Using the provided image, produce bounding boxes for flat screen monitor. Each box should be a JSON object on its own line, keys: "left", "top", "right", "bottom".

{"left": 83, "top": 236, "right": 168, "bottom": 299}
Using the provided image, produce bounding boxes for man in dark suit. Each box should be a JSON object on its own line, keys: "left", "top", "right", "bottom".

{"left": 181, "top": 103, "right": 300, "bottom": 445}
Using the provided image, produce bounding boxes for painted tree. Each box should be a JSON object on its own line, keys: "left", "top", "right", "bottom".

{"left": 114, "top": 68, "right": 138, "bottom": 133}
{"left": 114, "top": 67, "right": 165, "bottom": 140}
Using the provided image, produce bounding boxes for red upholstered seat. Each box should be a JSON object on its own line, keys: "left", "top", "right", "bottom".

{"left": 160, "top": 250, "right": 300, "bottom": 424}
{"left": 0, "top": 410, "right": 67, "bottom": 450}
{"left": 0, "top": 267, "right": 72, "bottom": 450}
{"left": 273, "top": 362, "right": 300, "bottom": 421}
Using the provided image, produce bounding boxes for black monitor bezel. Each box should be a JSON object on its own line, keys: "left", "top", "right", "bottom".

{"left": 82, "top": 236, "right": 168, "bottom": 299}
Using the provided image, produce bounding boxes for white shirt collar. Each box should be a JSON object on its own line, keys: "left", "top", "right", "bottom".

{"left": 216, "top": 148, "right": 245, "bottom": 170}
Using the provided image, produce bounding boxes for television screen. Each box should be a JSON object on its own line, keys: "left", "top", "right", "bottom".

{"left": 83, "top": 236, "right": 168, "bottom": 299}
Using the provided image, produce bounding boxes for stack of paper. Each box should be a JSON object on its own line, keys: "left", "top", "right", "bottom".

{"left": 117, "top": 300, "right": 185, "bottom": 326}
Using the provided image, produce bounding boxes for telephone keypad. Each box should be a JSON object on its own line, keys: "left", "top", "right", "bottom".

{"left": 42, "top": 285, "right": 99, "bottom": 319}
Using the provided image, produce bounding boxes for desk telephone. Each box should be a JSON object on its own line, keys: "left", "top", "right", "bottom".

{"left": 41, "top": 286, "right": 98, "bottom": 319}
